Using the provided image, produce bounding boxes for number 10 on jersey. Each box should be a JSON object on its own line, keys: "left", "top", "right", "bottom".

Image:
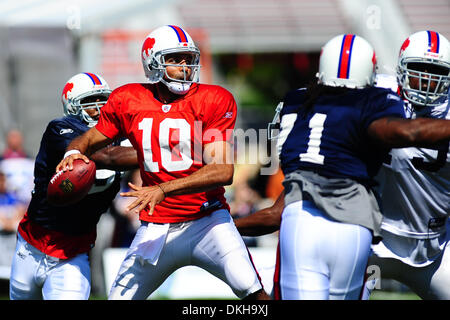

{"left": 139, "top": 118, "right": 194, "bottom": 172}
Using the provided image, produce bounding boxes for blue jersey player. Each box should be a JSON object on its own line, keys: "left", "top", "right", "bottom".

{"left": 9, "top": 73, "right": 138, "bottom": 300}
{"left": 235, "top": 34, "right": 450, "bottom": 300}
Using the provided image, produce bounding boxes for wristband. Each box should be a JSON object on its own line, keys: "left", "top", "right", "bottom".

{"left": 63, "top": 149, "right": 81, "bottom": 159}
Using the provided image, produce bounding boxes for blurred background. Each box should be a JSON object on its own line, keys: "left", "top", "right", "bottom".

{"left": 0, "top": 0, "right": 448, "bottom": 299}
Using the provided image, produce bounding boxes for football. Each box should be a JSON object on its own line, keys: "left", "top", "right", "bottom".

{"left": 47, "top": 159, "right": 96, "bottom": 206}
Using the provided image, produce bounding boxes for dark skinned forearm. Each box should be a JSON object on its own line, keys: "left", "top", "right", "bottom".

{"left": 234, "top": 207, "right": 281, "bottom": 236}
{"left": 368, "top": 117, "right": 450, "bottom": 148}
{"left": 234, "top": 191, "right": 284, "bottom": 236}
{"left": 66, "top": 127, "right": 113, "bottom": 157}
{"left": 90, "top": 146, "right": 138, "bottom": 171}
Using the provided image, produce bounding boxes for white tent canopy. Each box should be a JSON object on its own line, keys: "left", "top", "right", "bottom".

{"left": 0, "top": 0, "right": 180, "bottom": 32}
{"left": 0, "top": 0, "right": 414, "bottom": 59}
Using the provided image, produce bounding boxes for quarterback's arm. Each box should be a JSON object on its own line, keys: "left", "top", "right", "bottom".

{"left": 234, "top": 191, "right": 284, "bottom": 236}
{"left": 368, "top": 117, "right": 450, "bottom": 148}
{"left": 90, "top": 146, "right": 138, "bottom": 171}
{"left": 121, "top": 140, "right": 234, "bottom": 215}
{"left": 160, "top": 140, "right": 234, "bottom": 195}
{"left": 56, "top": 127, "right": 113, "bottom": 172}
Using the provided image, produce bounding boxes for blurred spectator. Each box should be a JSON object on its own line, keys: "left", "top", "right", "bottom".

{"left": 227, "top": 158, "right": 281, "bottom": 248}
{"left": 0, "top": 171, "right": 25, "bottom": 232}
{"left": 90, "top": 169, "right": 141, "bottom": 297}
{"left": 265, "top": 166, "right": 284, "bottom": 202}
{"left": 0, "top": 129, "right": 34, "bottom": 205}
{"left": 0, "top": 171, "right": 26, "bottom": 276}
{"left": 229, "top": 182, "right": 259, "bottom": 247}
{"left": 229, "top": 161, "right": 269, "bottom": 247}
{"left": 110, "top": 169, "right": 141, "bottom": 247}
{"left": 0, "top": 157, "right": 34, "bottom": 205}
{"left": 1, "top": 129, "right": 29, "bottom": 160}
{"left": 230, "top": 182, "right": 261, "bottom": 218}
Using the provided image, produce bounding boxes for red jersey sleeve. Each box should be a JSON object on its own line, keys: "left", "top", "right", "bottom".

{"left": 95, "top": 89, "right": 122, "bottom": 140}
{"left": 202, "top": 87, "right": 237, "bottom": 144}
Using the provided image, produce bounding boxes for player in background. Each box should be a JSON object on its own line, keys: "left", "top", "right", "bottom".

{"left": 9, "top": 73, "right": 138, "bottom": 300}
{"left": 362, "top": 30, "right": 450, "bottom": 300}
{"left": 57, "top": 25, "right": 269, "bottom": 300}
{"left": 236, "top": 34, "right": 450, "bottom": 300}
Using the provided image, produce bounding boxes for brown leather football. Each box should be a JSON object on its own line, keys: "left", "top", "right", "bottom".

{"left": 47, "top": 159, "right": 96, "bottom": 206}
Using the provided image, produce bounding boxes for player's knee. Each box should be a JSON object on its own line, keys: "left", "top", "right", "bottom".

{"left": 223, "top": 254, "right": 263, "bottom": 298}
{"left": 9, "top": 281, "right": 41, "bottom": 300}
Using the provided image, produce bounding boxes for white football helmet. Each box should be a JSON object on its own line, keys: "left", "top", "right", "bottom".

{"left": 317, "top": 34, "right": 377, "bottom": 88}
{"left": 397, "top": 30, "right": 450, "bottom": 107}
{"left": 61, "top": 73, "right": 111, "bottom": 127}
{"left": 141, "top": 25, "right": 201, "bottom": 95}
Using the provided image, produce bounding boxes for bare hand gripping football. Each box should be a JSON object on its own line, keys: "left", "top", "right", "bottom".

{"left": 47, "top": 159, "right": 96, "bottom": 206}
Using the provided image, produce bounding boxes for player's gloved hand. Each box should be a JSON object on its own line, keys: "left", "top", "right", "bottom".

{"left": 56, "top": 150, "right": 91, "bottom": 172}
{"left": 120, "top": 182, "right": 166, "bottom": 215}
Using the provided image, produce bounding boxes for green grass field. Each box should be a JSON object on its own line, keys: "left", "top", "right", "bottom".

{"left": 0, "top": 279, "right": 421, "bottom": 300}
{"left": 0, "top": 291, "right": 422, "bottom": 300}
{"left": 89, "top": 291, "right": 420, "bottom": 300}
{"left": 0, "top": 291, "right": 421, "bottom": 300}
{"left": 370, "top": 290, "right": 420, "bottom": 300}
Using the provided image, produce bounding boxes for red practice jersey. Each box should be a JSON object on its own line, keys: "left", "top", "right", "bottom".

{"left": 96, "top": 83, "right": 236, "bottom": 223}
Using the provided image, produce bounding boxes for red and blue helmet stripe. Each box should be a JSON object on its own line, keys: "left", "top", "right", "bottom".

{"left": 84, "top": 72, "right": 103, "bottom": 85}
{"left": 337, "top": 34, "right": 356, "bottom": 79}
{"left": 168, "top": 25, "right": 189, "bottom": 43}
{"left": 427, "top": 30, "right": 440, "bottom": 53}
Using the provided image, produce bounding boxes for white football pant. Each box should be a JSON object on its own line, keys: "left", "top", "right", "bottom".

{"left": 278, "top": 200, "right": 372, "bottom": 300}
{"left": 108, "top": 209, "right": 263, "bottom": 299}
{"left": 9, "top": 233, "right": 91, "bottom": 300}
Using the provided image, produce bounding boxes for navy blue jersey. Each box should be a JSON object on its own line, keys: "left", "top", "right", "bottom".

{"left": 27, "top": 116, "right": 122, "bottom": 235}
{"left": 278, "top": 86, "right": 405, "bottom": 183}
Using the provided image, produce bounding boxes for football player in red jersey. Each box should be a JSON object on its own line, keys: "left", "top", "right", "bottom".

{"left": 57, "top": 25, "right": 269, "bottom": 300}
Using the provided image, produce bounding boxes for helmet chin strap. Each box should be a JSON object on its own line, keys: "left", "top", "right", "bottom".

{"left": 160, "top": 78, "right": 191, "bottom": 95}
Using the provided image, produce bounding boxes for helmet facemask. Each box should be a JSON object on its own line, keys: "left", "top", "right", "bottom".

{"left": 396, "top": 31, "right": 450, "bottom": 108}
{"left": 397, "top": 59, "right": 450, "bottom": 107}
{"left": 149, "top": 48, "right": 201, "bottom": 95}
{"left": 68, "top": 90, "right": 111, "bottom": 127}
